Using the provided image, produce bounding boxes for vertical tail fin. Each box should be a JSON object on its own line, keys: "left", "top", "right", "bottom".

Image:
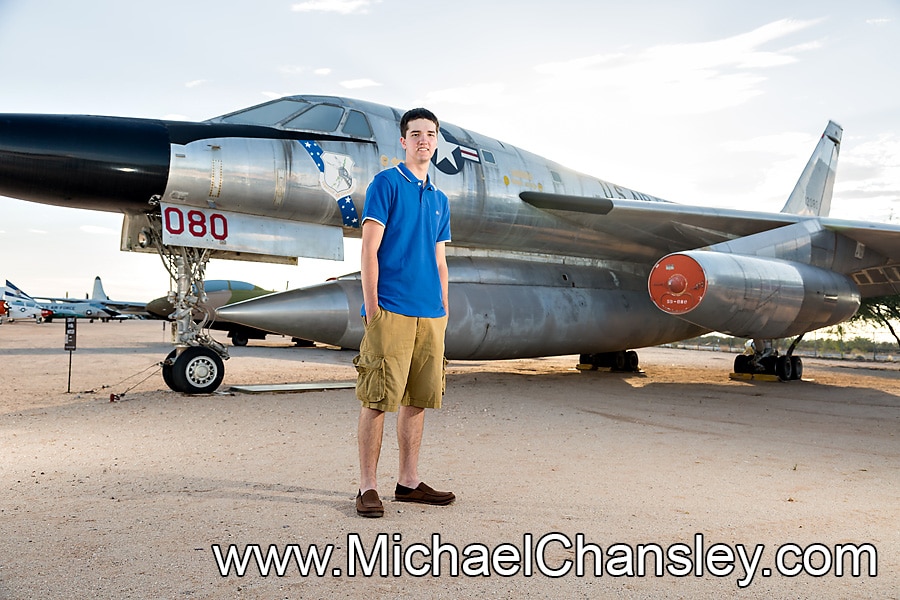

{"left": 92, "top": 276, "right": 108, "bottom": 300}
{"left": 780, "top": 120, "right": 842, "bottom": 217}
{"left": 4, "top": 280, "right": 34, "bottom": 301}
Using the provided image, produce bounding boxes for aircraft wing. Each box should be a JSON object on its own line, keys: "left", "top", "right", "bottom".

{"left": 97, "top": 300, "right": 148, "bottom": 315}
{"left": 819, "top": 221, "right": 900, "bottom": 297}
{"left": 520, "top": 192, "right": 900, "bottom": 298}
{"left": 521, "top": 192, "right": 799, "bottom": 261}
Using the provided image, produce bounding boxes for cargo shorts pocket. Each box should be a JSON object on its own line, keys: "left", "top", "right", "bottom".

{"left": 441, "top": 357, "right": 448, "bottom": 394}
{"left": 353, "top": 352, "right": 386, "bottom": 402}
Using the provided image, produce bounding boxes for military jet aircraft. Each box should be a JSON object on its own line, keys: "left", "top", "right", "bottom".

{"left": 91, "top": 276, "right": 149, "bottom": 318}
{"left": 0, "top": 287, "right": 47, "bottom": 322}
{"left": 4, "top": 280, "right": 118, "bottom": 322}
{"left": 1, "top": 95, "right": 898, "bottom": 393}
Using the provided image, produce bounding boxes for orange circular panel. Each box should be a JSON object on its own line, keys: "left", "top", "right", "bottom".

{"left": 648, "top": 253, "right": 707, "bottom": 314}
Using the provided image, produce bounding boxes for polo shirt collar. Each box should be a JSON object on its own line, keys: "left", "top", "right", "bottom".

{"left": 396, "top": 162, "right": 435, "bottom": 190}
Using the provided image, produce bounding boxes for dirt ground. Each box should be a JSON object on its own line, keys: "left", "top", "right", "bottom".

{"left": 0, "top": 320, "right": 897, "bottom": 599}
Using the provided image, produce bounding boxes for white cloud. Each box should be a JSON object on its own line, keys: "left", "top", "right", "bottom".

{"left": 422, "top": 84, "right": 509, "bottom": 111}
{"left": 278, "top": 65, "right": 307, "bottom": 75}
{"left": 291, "top": 0, "right": 377, "bottom": 14}
{"left": 185, "top": 79, "right": 210, "bottom": 88}
{"left": 340, "top": 78, "right": 380, "bottom": 89}
{"left": 314, "top": 68, "right": 331, "bottom": 76}
{"left": 866, "top": 18, "right": 892, "bottom": 26}
{"left": 80, "top": 225, "right": 118, "bottom": 236}
{"left": 533, "top": 18, "right": 822, "bottom": 117}
{"left": 721, "top": 131, "right": 815, "bottom": 155}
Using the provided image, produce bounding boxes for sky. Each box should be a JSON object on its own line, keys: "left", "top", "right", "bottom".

{"left": 0, "top": 0, "right": 898, "bottom": 302}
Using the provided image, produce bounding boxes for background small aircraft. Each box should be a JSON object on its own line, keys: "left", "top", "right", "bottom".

{"left": 0, "top": 288, "right": 48, "bottom": 323}
{"left": 91, "top": 276, "right": 149, "bottom": 318}
{"left": 4, "top": 280, "right": 118, "bottom": 322}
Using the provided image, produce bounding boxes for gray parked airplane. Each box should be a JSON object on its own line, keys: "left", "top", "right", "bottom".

{"left": 1, "top": 95, "right": 898, "bottom": 393}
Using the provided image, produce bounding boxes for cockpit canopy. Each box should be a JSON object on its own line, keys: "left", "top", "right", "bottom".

{"left": 211, "top": 98, "right": 374, "bottom": 139}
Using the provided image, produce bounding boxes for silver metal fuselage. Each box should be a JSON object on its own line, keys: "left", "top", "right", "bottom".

{"left": 2, "top": 96, "right": 880, "bottom": 361}
{"left": 153, "top": 96, "right": 707, "bottom": 357}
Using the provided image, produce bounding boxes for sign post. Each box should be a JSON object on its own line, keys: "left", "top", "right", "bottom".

{"left": 64, "top": 317, "right": 76, "bottom": 392}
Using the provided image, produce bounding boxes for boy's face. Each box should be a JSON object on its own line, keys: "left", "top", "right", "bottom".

{"left": 400, "top": 118, "right": 438, "bottom": 164}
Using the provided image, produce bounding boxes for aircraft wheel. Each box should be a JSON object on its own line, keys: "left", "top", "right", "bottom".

{"left": 230, "top": 331, "right": 249, "bottom": 347}
{"left": 162, "top": 349, "right": 181, "bottom": 392}
{"left": 734, "top": 354, "right": 750, "bottom": 373}
{"left": 790, "top": 356, "right": 803, "bottom": 380}
{"left": 775, "top": 355, "right": 793, "bottom": 381}
{"left": 171, "top": 346, "right": 225, "bottom": 394}
{"left": 625, "top": 350, "right": 640, "bottom": 371}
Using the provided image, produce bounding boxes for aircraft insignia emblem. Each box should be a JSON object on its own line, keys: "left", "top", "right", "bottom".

{"left": 433, "top": 129, "right": 480, "bottom": 175}
{"left": 300, "top": 141, "right": 360, "bottom": 227}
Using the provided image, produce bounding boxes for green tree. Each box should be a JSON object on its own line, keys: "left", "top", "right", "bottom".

{"left": 851, "top": 296, "right": 900, "bottom": 349}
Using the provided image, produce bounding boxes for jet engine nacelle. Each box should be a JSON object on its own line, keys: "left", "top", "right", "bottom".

{"left": 648, "top": 251, "right": 860, "bottom": 339}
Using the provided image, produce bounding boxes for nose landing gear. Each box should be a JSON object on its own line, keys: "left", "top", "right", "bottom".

{"left": 156, "top": 243, "right": 230, "bottom": 394}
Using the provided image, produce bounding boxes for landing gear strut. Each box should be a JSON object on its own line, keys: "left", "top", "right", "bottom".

{"left": 733, "top": 337, "right": 803, "bottom": 381}
{"left": 156, "top": 245, "right": 229, "bottom": 394}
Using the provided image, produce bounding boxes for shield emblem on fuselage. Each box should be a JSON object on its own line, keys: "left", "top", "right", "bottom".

{"left": 319, "top": 152, "right": 356, "bottom": 200}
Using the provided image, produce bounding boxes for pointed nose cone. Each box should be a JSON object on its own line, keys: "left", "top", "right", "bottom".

{"left": 0, "top": 114, "right": 170, "bottom": 212}
{"left": 216, "top": 279, "right": 364, "bottom": 349}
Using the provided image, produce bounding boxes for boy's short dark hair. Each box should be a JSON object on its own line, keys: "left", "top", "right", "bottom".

{"left": 400, "top": 108, "right": 439, "bottom": 137}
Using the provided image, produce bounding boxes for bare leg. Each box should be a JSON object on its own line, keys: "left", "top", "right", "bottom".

{"left": 358, "top": 406, "right": 385, "bottom": 492}
{"left": 397, "top": 405, "right": 425, "bottom": 488}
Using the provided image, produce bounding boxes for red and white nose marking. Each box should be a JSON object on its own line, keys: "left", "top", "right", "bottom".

{"left": 648, "top": 253, "right": 707, "bottom": 314}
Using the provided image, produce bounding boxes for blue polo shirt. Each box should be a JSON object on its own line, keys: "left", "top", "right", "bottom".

{"left": 361, "top": 162, "right": 451, "bottom": 318}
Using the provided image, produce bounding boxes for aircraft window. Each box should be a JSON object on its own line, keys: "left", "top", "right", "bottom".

{"left": 481, "top": 150, "right": 496, "bottom": 164}
{"left": 283, "top": 104, "right": 345, "bottom": 132}
{"left": 342, "top": 110, "right": 373, "bottom": 137}
{"left": 220, "top": 100, "right": 309, "bottom": 126}
{"left": 551, "top": 171, "right": 563, "bottom": 184}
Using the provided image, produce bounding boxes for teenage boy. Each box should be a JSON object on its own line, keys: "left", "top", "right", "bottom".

{"left": 354, "top": 108, "right": 454, "bottom": 518}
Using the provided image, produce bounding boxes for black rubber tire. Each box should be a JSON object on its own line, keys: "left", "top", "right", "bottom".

{"left": 775, "top": 355, "right": 793, "bottom": 381}
{"left": 171, "top": 346, "right": 225, "bottom": 394}
{"left": 162, "top": 349, "right": 181, "bottom": 392}
{"left": 790, "top": 356, "right": 803, "bottom": 380}
{"left": 625, "top": 350, "right": 640, "bottom": 371}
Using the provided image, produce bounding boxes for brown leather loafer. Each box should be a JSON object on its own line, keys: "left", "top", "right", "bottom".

{"left": 356, "top": 489, "right": 384, "bottom": 517}
{"left": 394, "top": 482, "right": 455, "bottom": 506}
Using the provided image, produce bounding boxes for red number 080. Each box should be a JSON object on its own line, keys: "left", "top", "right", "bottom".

{"left": 163, "top": 207, "right": 228, "bottom": 241}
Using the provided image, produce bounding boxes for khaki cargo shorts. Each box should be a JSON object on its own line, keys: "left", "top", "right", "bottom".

{"left": 353, "top": 308, "right": 448, "bottom": 412}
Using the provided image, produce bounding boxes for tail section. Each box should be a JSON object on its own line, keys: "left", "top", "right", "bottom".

{"left": 4, "top": 280, "right": 34, "bottom": 301}
{"left": 92, "top": 276, "right": 109, "bottom": 301}
{"left": 780, "top": 120, "right": 842, "bottom": 217}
